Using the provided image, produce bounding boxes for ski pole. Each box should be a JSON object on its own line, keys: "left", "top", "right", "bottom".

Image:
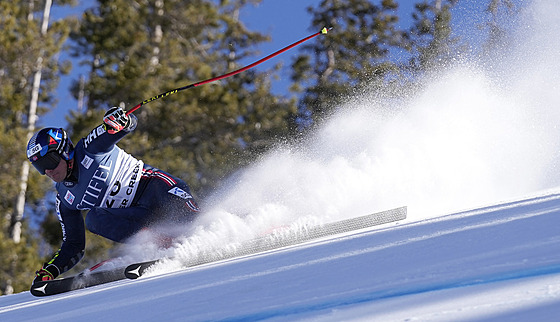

{"left": 126, "top": 27, "right": 331, "bottom": 116}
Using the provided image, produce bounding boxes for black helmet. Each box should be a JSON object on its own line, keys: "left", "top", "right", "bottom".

{"left": 27, "top": 128, "right": 74, "bottom": 175}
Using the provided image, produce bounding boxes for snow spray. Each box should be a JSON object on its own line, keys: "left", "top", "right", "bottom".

{"left": 134, "top": 1, "right": 560, "bottom": 261}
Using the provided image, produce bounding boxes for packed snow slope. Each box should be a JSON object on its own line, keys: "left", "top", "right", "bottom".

{"left": 3, "top": 0, "right": 560, "bottom": 320}
{"left": 1, "top": 191, "right": 560, "bottom": 321}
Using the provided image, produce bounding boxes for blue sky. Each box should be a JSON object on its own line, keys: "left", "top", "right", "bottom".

{"left": 45, "top": 1, "right": 316, "bottom": 127}
{"left": 43, "top": 0, "right": 419, "bottom": 128}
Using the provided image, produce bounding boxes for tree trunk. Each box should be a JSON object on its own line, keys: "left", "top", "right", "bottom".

{"left": 11, "top": 0, "right": 52, "bottom": 244}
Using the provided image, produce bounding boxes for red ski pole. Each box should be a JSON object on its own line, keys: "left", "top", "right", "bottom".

{"left": 126, "top": 27, "right": 331, "bottom": 116}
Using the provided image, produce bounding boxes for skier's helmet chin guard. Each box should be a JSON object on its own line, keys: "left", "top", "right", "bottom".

{"left": 27, "top": 128, "right": 74, "bottom": 175}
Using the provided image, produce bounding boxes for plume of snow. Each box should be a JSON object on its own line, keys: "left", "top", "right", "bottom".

{"left": 125, "top": 0, "right": 560, "bottom": 262}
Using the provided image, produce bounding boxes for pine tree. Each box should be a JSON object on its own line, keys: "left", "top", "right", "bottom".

{"left": 482, "top": 0, "right": 517, "bottom": 61}
{"left": 290, "top": 0, "right": 408, "bottom": 129}
{"left": 408, "top": 0, "right": 460, "bottom": 74}
{"left": 0, "top": 0, "right": 75, "bottom": 294}
{"left": 69, "top": 0, "right": 295, "bottom": 197}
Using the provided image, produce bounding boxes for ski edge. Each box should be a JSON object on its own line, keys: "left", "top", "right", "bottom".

{"left": 124, "top": 206, "right": 407, "bottom": 279}
{"left": 30, "top": 266, "right": 127, "bottom": 297}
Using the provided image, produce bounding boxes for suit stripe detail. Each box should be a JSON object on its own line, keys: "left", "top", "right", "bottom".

{"left": 142, "top": 169, "right": 176, "bottom": 187}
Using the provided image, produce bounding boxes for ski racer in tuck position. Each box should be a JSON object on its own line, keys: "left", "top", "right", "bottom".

{"left": 26, "top": 107, "right": 200, "bottom": 285}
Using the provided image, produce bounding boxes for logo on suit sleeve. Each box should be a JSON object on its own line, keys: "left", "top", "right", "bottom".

{"left": 64, "top": 191, "right": 75, "bottom": 205}
{"left": 84, "top": 125, "right": 107, "bottom": 148}
{"left": 168, "top": 187, "right": 192, "bottom": 199}
{"left": 81, "top": 155, "right": 94, "bottom": 169}
{"left": 168, "top": 187, "right": 199, "bottom": 212}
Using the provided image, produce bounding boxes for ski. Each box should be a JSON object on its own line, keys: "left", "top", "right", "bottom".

{"left": 44, "top": 207, "right": 407, "bottom": 283}
{"left": 125, "top": 206, "right": 407, "bottom": 279}
{"left": 30, "top": 262, "right": 127, "bottom": 297}
{"left": 125, "top": 260, "right": 161, "bottom": 279}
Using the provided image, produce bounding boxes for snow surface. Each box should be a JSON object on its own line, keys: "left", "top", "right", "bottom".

{"left": 2, "top": 0, "right": 560, "bottom": 321}
{"left": 1, "top": 192, "right": 560, "bottom": 321}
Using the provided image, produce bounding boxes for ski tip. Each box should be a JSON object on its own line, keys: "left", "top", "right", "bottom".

{"left": 30, "top": 282, "right": 49, "bottom": 297}
{"left": 125, "top": 265, "right": 143, "bottom": 279}
{"left": 321, "top": 27, "right": 332, "bottom": 34}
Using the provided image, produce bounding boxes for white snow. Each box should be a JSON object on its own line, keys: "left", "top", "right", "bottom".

{"left": 2, "top": 0, "right": 560, "bottom": 320}
{"left": 1, "top": 192, "right": 560, "bottom": 321}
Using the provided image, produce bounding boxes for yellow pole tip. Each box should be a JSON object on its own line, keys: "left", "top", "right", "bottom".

{"left": 321, "top": 27, "right": 328, "bottom": 34}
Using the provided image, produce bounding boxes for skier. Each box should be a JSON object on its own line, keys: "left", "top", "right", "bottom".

{"left": 27, "top": 107, "right": 200, "bottom": 284}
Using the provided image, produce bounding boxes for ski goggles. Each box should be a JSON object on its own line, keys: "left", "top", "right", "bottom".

{"left": 31, "top": 152, "right": 62, "bottom": 175}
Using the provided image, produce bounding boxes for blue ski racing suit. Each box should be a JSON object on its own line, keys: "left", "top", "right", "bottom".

{"left": 46, "top": 114, "right": 199, "bottom": 276}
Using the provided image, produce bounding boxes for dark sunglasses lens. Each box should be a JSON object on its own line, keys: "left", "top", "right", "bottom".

{"left": 32, "top": 153, "right": 61, "bottom": 175}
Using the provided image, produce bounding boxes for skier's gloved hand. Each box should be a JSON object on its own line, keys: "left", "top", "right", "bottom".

{"left": 103, "top": 107, "right": 130, "bottom": 134}
{"left": 33, "top": 263, "right": 60, "bottom": 284}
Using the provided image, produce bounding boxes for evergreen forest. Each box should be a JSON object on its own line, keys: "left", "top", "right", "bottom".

{"left": 0, "top": 0, "right": 517, "bottom": 294}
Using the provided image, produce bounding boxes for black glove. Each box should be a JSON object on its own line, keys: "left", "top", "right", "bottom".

{"left": 103, "top": 107, "right": 130, "bottom": 134}
{"left": 33, "top": 263, "right": 60, "bottom": 284}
